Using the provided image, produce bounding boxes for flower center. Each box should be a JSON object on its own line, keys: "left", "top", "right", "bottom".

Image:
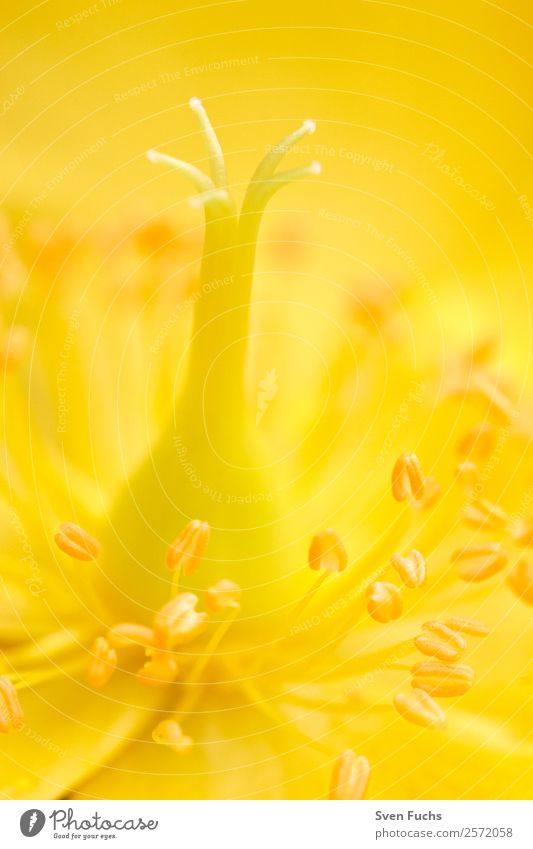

{"left": 92, "top": 100, "right": 320, "bottom": 625}
{"left": 27, "top": 102, "right": 530, "bottom": 798}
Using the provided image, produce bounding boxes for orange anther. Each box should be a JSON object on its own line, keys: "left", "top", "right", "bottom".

{"left": 308, "top": 528, "right": 348, "bottom": 573}
{"left": 461, "top": 499, "right": 508, "bottom": 531}
{"left": 506, "top": 559, "right": 533, "bottom": 605}
{"left": 152, "top": 719, "right": 193, "bottom": 753}
{"left": 137, "top": 652, "right": 178, "bottom": 687}
{"left": 445, "top": 617, "right": 490, "bottom": 637}
{"left": 87, "top": 637, "right": 117, "bottom": 688}
{"left": 455, "top": 461, "right": 480, "bottom": 489}
{"left": 509, "top": 517, "right": 533, "bottom": 546}
{"left": 0, "top": 676, "right": 24, "bottom": 732}
{"left": 457, "top": 423, "right": 496, "bottom": 460}
{"left": 154, "top": 593, "right": 208, "bottom": 648}
{"left": 417, "top": 476, "right": 441, "bottom": 509}
{"left": 166, "top": 520, "right": 210, "bottom": 576}
{"left": 328, "top": 750, "right": 370, "bottom": 800}
{"left": 205, "top": 579, "right": 241, "bottom": 612}
{"left": 414, "top": 621, "right": 466, "bottom": 662}
{"left": 366, "top": 582, "right": 403, "bottom": 623}
{"left": 411, "top": 661, "right": 475, "bottom": 697}
{"left": 0, "top": 326, "right": 30, "bottom": 370}
{"left": 390, "top": 550, "right": 426, "bottom": 589}
{"left": 392, "top": 453, "right": 425, "bottom": 502}
{"left": 452, "top": 542, "right": 508, "bottom": 582}
{"left": 107, "top": 623, "right": 158, "bottom": 649}
{"left": 54, "top": 522, "right": 101, "bottom": 561}
{"left": 393, "top": 688, "right": 445, "bottom": 729}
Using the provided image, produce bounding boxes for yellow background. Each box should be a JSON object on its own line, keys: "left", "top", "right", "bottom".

{"left": 1, "top": 0, "right": 532, "bottom": 382}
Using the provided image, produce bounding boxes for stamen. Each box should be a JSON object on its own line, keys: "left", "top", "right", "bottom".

{"left": 452, "top": 542, "right": 508, "bottom": 582}
{"left": 422, "top": 621, "right": 467, "bottom": 651}
{"left": 414, "top": 621, "right": 466, "bottom": 662}
{"left": 413, "top": 637, "right": 458, "bottom": 663}
{"left": 509, "top": 516, "right": 533, "bottom": 546}
{"left": 153, "top": 592, "right": 208, "bottom": 648}
{"left": 390, "top": 549, "right": 426, "bottom": 588}
{"left": 445, "top": 617, "right": 490, "bottom": 636}
{"left": 137, "top": 652, "right": 178, "bottom": 687}
{"left": 205, "top": 579, "right": 241, "bottom": 611}
{"left": 166, "top": 519, "right": 210, "bottom": 577}
{"left": 152, "top": 718, "right": 193, "bottom": 754}
{"left": 470, "top": 374, "right": 515, "bottom": 425}
{"left": 455, "top": 461, "right": 480, "bottom": 489}
{"left": 411, "top": 661, "right": 475, "bottom": 696}
{"left": 328, "top": 749, "right": 370, "bottom": 800}
{"left": 308, "top": 528, "right": 348, "bottom": 573}
{"left": 87, "top": 637, "right": 117, "bottom": 689}
{"left": 54, "top": 522, "right": 101, "bottom": 561}
{"left": 0, "top": 325, "right": 30, "bottom": 370}
{"left": 506, "top": 559, "right": 533, "bottom": 605}
{"left": 354, "top": 284, "right": 394, "bottom": 330}
{"left": 393, "top": 688, "right": 445, "bottom": 728}
{"left": 288, "top": 529, "right": 348, "bottom": 623}
{"left": 461, "top": 499, "right": 508, "bottom": 531}
{"left": 366, "top": 582, "right": 403, "bottom": 623}
{"left": 470, "top": 336, "right": 497, "bottom": 365}
{"left": 391, "top": 452, "right": 425, "bottom": 501}
{"left": 178, "top": 597, "right": 240, "bottom": 715}
{"left": 457, "top": 423, "right": 496, "bottom": 460}
{"left": 107, "top": 623, "right": 158, "bottom": 649}
{"left": 0, "top": 676, "right": 24, "bottom": 732}
{"left": 417, "top": 476, "right": 441, "bottom": 509}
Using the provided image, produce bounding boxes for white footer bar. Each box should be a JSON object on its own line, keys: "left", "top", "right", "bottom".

{"left": 1, "top": 800, "right": 530, "bottom": 848}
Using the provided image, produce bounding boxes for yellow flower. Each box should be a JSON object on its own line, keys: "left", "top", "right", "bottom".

{"left": 0, "top": 99, "right": 531, "bottom": 802}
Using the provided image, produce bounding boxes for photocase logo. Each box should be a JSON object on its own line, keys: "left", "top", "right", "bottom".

{"left": 20, "top": 809, "right": 46, "bottom": 837}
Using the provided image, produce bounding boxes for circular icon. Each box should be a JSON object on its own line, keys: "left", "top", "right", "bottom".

{"left": 20, "top": 810, "right": 46, "bottom": 837}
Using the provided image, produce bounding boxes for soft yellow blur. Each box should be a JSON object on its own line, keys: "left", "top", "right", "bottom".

{"left": 0, "top": 0, "right": 531, "bottom": 802}
{"left": 1, "top": 0, "right": 532, "bottom": 373}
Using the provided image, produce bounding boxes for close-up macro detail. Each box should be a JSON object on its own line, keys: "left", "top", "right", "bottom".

{"left": 0, "top": 0, "right": 531, "bottom": 816}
